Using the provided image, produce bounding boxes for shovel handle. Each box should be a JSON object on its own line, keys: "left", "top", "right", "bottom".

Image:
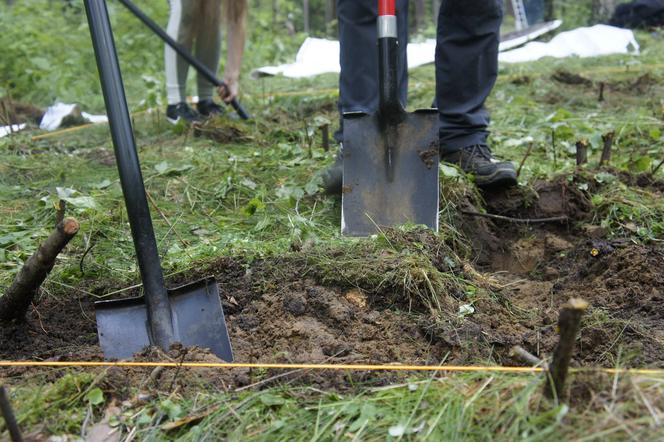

{"left": 377, "top": 0, "right": 401, "bottom": 116}
{"left": 116, "top": 0, "right": 250, "bottom": 120}
{"left": 378, "top": 0, "right": 395, "bottom": 15}
{"left": 84, "top": 0, "right": 175, "bottom": 350}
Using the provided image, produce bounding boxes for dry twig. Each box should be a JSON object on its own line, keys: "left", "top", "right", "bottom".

{"left": 461, "top": 210, "right": 568, "bottom": 224}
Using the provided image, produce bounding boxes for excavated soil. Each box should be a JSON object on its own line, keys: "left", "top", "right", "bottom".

{"left": 0, "top": 97, "right": 43, "bottom": 125}
{"left": 1, "top": 176, "right": 663, "bottom": 392}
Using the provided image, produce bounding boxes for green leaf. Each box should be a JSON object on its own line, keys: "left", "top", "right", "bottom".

{"left": 91, "top": 179, "right": 112, "bottom": 189}
{"left": 259, "top": 393, "right": 286, "bottom": 407}
{"left": 649, "top": 128, "right": 661, "bottom": 140}
{"left": 630, "top": 156, "right": 652, "bottom": 173}
{"left": 305, "top": 175, "right": 323, "bottom": 195}
{"left": 440, "top": 164, "right": 460, "bottom": 178}
{"left": 594, "top": 172, "right": 617, "bottom": 184}
{"left": 86, "top": 387, "right": 104, "bottom": 406}
{"left": 159, "top": 399, "right": 184, "bottom": 420}
{"left": 154, "top": 161, "right": 193, "bottom": 176}
{"left": 242, "top": 197, "right": 266, "bottom": 216}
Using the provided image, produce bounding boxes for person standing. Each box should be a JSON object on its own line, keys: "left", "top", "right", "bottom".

{"left": 322, "top": 0, "right": 517, "bottom": 193}
{"left": 164, "top": 0, "right": 247, "bottom": 124}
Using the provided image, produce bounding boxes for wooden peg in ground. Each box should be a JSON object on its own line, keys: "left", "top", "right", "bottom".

{"left": 576, "top": 139, "right": 589, "bottom": 166}
{"left": 0, "top": 218, "right": 80, "bottom": 322}
{"left": 599, "top": 131, "right": 614, "bottom": 167}
{"left": 544, "top": 298, "right": 589, "bottom": 401}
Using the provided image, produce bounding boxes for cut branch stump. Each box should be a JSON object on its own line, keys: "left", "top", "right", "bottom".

{"left": 544, "top": 298, "right": 589, "bottom": 400}
{"left": 0, "top": 218, "right": 80, "bottom": 322}
{"left": 600, "top": 131, "right": 614, "bottom": 166}
{"left": 576, "top": 139, "right": 589, "bottom": 166}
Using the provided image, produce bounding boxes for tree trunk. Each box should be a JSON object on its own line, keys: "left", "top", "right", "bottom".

{"left": 591, "top": 0, "right": 616, "bottom": 23}
{"left": 0, "top": 218, "right": 80, "bottom": 322}
{"left": 432, "top": 0, "right": 441, "bottom": 25}
{"left": 324, "top": 0, "right": 336, "bottom": 33}
{"left": 414, "top": 0, "right": 425, "bottom": 32}
{"left": 303, "top": 0, "right": 310, "bottom": 34}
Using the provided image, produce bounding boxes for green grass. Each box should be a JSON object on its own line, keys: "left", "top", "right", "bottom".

{"left": 4, "top": 369, "right": 664, "bottom": 441}
{"left": 2, "top": 2, "right": 664, "bottom": 440}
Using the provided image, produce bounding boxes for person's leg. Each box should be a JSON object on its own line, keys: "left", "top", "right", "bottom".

{"left": 165, "top": 0, "right": 196, "bottom": 105}
{"left": 164, "top": 0, "right": 201, "bottom": 123}
{"left": 337, "top": 0, "right": 409, "bottom": 116}
{"left": 195, "top": 0, "right": 222, "bottom": 103}
{"left": 324, "top": 0, "right": 409, "bottom": 193}
{"left": 436, "top": 0, "right": 502, "bottom": 152}
{"left": 435, "top": 0, "right": 516, "bottom": 187}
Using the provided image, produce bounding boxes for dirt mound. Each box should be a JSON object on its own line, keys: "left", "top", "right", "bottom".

{"left": 1, "top": 177, "right": 662, "bottom": 391}
{"left": 0, "top": 97, "right": 43, "bottom": 125}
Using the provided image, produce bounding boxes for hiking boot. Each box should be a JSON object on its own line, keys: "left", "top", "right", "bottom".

{"left": 441, "top": 144, "right": 517, "bottom": 188}
{"left": 166, "top": 102, "right": 202, "bottom": 124}
{"left": 320, "top": 148, "right": 343, "bottom": 195}
{"left": 197, "top": 99, "right": 225, "bottom": 118}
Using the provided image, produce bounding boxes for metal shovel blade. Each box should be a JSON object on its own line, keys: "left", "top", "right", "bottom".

{"left": 341, "top": 108, "right": 440, "bottom": 236}
{"left": 95, "top": 277, "right": 233, "bottom": 361}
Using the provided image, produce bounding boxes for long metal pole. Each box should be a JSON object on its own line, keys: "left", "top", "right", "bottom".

{"left": 83, "top": 0, "right": 175, "bottom": 350}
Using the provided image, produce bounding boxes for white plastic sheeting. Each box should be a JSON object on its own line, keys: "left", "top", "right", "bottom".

{"left": 253, "top": 23, "right": 638, "bottom": 78}
{"left": 499, "top": 25, "right": 639, "bottom": 63}
{"left": 0, "top": 123, "right": 26, "bottom": 138}
{"left": 39, "top": 102, "right": 108, "bottom": 131}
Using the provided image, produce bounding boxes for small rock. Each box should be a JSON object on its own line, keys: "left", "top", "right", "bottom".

{"left": 543, "top": 266, "right": 560, "bottom": 280}
{"left": 582, "top": 224, "right": 607, "bottom": 239}
{"left": 545, "top": 234, "right": 574, "bottom": 253}
{"left": 344, "top": 288, "right": 367, "bottom": 309}
{"left": 283, "top": 292, "right": 307, "bottom": 316}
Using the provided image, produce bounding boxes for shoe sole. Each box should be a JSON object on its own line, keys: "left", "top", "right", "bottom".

{"left": 475, "top": 168, "right": 518, "bottom": 189}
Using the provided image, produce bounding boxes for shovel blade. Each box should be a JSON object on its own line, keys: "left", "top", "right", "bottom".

{"left": 341, "top": 109, "right": 439, "bottom": 236}
{"left": 95, "top": 277, "right": 233, "bottom": 361}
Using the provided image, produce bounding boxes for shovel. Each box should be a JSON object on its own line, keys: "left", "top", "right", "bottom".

{"left": 116, "top": 0, "right": 250, "bottom": 120}
{"left": 84, "top": 0, "right": 233, "bottom": 362}
{"left": 341, "top": 0, "right": 439, "bottom": 236}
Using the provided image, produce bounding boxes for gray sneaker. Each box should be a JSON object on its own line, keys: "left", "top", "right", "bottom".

{"left": 441, "top": 144, "right": 517, "bottom": 188}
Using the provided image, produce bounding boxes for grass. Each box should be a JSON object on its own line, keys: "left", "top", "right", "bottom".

{"left": 2, "top": 2, "right": 664, "bottom": 439}
{"left": 4, "top": 369, "right": 664, "bottom": 440}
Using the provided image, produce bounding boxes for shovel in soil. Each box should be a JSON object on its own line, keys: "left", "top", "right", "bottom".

{"left": 84, "top": 0, "right": 233, "bottom": 362}
{"left": 116, "top": 0, "right": 250, "bottom": 120}
{"left": 341, "top": 0, "right": 439, "bottom": 236}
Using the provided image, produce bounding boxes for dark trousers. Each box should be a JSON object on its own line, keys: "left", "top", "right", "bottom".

{"left": 338, "top": 0, "right": 503, "bottom": 153}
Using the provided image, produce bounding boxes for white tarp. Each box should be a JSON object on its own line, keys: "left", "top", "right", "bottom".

{"left": 252, "top": 21, "right": 565, "bottom": 79}
{"left": 0, "top": 123, "right": 26, "bottom": 138}
{"left": 40, "top": 102, "right": 108, "bottom": 131}
{"left": 499, "top": 24, "right": 639, "bottom": 63}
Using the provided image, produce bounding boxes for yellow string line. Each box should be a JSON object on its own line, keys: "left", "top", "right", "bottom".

{"left": 1, "top": 361, "right": 663, "bottom": 376}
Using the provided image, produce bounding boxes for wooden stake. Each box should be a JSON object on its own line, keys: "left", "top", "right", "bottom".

{"left": 544, "top": 298, "right": 589, "bottom": 400}
{"left": 598, "top": 81, "right": 605, "bottom": 102}
{"left": 0, "top": 218, "right": 79, "bottom": 322}
{"left": 516, "top": 142, "right": 534, "bottom": 177}
{"left": 599, "top": 131, "right": 614, "bottom": 166}
{"left": 576, "top": 139, "right": 588, "bottom": 166}
{"left": 0, "top": 386, "right": 23, "bottom": 442}
{"left": 321, "top": 123, "right": 330, "bottom": 152}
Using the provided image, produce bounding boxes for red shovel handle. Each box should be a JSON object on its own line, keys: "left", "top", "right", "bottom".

{"left": 378, "top": 0, "right": 395, "bottom": 16}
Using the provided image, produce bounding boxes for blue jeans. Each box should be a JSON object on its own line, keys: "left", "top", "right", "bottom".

{"left": 337, "top": 0, "right": 503, "bottom": 153}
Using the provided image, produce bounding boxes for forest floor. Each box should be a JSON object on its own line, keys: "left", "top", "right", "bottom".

{"left": 1, "top": 23, "right": 664, "bottom": 441}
